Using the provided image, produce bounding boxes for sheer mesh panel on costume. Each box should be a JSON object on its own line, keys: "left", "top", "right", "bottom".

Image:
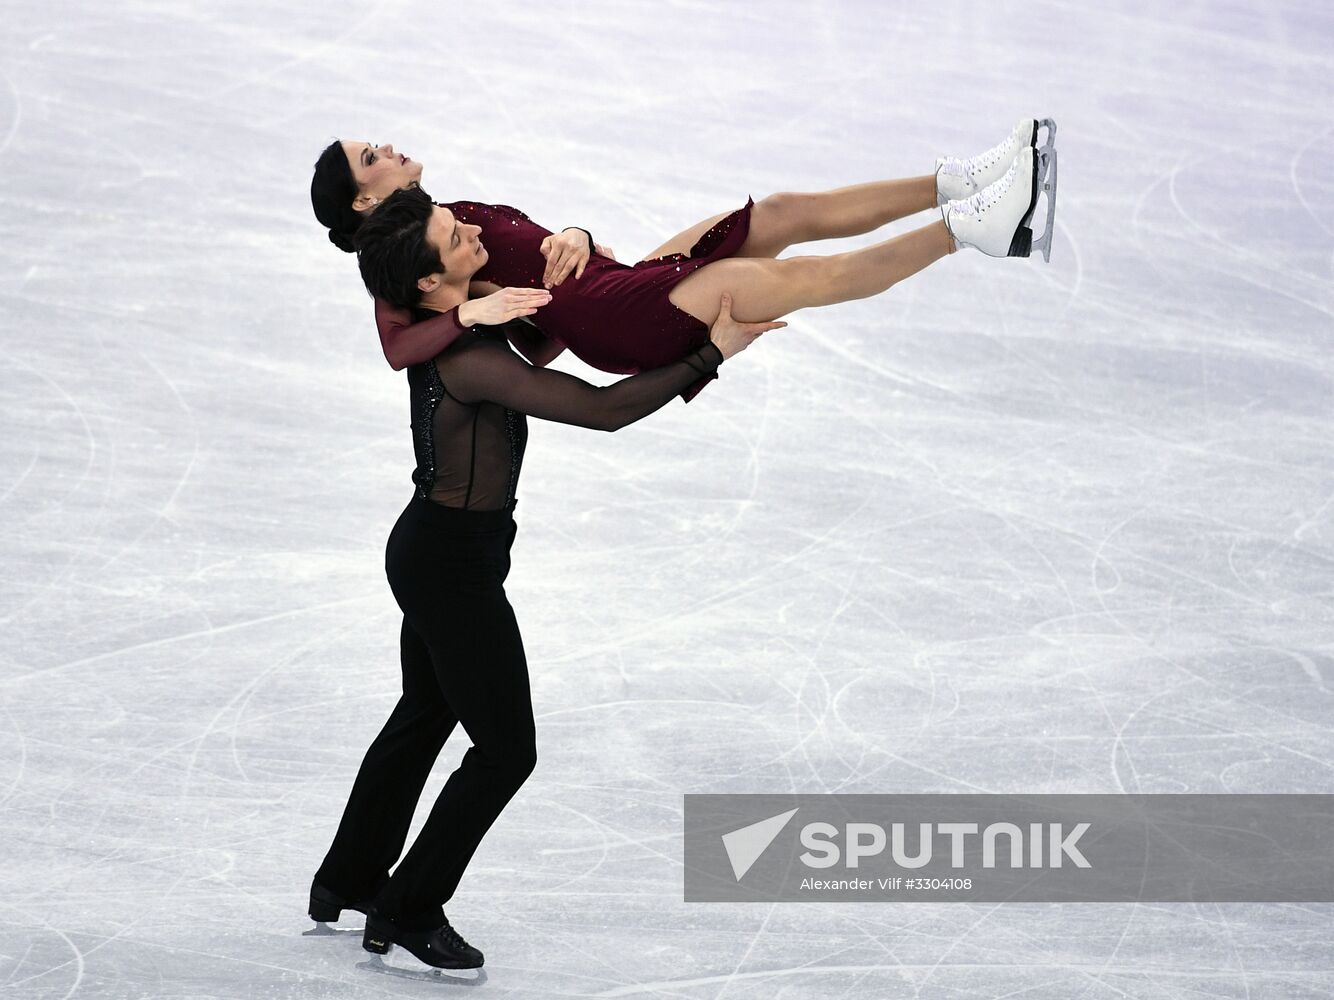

{"left": 408, "top": 333, "right": 528, "bottom": 512}
{"left": 405, "top": 319, "right": 724, "bottom": 510}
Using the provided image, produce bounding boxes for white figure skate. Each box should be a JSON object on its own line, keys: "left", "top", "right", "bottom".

{"left": 941, "top": 145, "right": 1042, "bottom": 258}
{"left": 936, "top": 117, "right": 1057, "bottom": 206}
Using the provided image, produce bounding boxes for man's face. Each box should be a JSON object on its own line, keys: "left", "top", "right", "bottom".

{"left": 416, "top": 205, "right": 489, "bottom": 296}
{"left": 426, "top": 205, "right": 488, "bottom": 280}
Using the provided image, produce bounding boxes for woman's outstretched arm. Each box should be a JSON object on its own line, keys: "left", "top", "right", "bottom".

{"left": 375, "top": 298, "right": 465, "bottom": 370}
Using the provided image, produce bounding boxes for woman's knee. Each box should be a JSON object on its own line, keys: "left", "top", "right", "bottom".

{"left": 753, "top": 191, "right": 814, "bottom": 247}
{"left": 763, "top": 253, "right": 830, "bottom": 303}
{"left": 756, "top": 191, "right": 801, "bottom": 222}
{"left": 779, "top": 252, "right": 856, "bottom": 305}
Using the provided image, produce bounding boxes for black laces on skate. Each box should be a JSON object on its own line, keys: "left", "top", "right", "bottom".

{"left": 436, "top": 916, "right": 472, "bottom": 953}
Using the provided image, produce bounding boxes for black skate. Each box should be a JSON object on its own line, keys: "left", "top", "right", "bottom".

{"left": 362, "top": 906, "right": 485, "bottom": 970}
{"left": 305, "top": 875, "right": 389, "bottom": 937}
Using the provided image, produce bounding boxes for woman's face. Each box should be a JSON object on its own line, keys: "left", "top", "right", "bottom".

{"left": 422, "top": 204, "right": 489, "bottom": 291}
{"left": 342, "top": 140, "right": 425, "bottom": 213}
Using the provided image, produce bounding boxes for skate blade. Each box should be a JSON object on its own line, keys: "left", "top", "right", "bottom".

{"left": 302, "top": 920, "right": 362, "bottom": 938}
{"left": 358, "top": 953, "right": 487, "bottom": 985}
{"left": 1035, "top": 117, "right": 1057, "bottom": 158}
{"left": 1031, "top": 147, "right": 1058, "bottom": 262}
{"left": 1032, "top": 142, "right": 1054, "bottom": 200}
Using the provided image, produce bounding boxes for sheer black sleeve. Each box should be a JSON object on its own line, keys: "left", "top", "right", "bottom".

{"left": 439, "top": 338, "right": 724, "bottom": 432}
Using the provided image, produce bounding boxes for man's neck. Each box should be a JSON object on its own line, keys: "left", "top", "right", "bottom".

{"left": 417, "top": 283, "right": 467, "bottom": 316}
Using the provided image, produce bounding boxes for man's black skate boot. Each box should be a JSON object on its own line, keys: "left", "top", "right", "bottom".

{"left": 308, "top": 875, "right": 384, "bottom": 923}
{"left": 363, "top": 906, "right": 484, "bottom": 969}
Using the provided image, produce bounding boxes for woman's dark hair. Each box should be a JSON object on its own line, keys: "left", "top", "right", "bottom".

{"left": 310, "top": 140, "right": 362, "bottom": 253}
{"left": 354, "top": 186, "right": 443, "bottom": 308}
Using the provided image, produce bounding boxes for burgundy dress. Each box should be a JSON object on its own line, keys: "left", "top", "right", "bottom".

{"left": 375, "top": 197, "right": 754, "bottom": 402}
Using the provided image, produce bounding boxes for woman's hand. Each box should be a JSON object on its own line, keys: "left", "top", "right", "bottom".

{"left": 708, "top": 292, "right": 786, "bottom": 361}
{"left": 539, "top": 229, "right": 594, "bottom": 288}
{"left": 593, "top": 241, "right": 617, "bottom": 261}
{"left": 458, "top": 287, "right": 553, "bottom": 327}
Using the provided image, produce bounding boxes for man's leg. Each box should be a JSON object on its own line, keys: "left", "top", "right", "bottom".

{"left": 314, "top": 618, "right": 456, "bottom": 902}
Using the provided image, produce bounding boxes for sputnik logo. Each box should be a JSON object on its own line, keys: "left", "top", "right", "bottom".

{"left": 721, "top": 807, "right": 799, "bottom": 881}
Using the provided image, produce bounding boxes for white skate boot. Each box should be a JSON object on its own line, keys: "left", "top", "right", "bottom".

{"left": 941, "top": 145, "right": 1041, "bottom": 258}
{"left": 936, "top": 117, "right": 1057, "bottom": 205}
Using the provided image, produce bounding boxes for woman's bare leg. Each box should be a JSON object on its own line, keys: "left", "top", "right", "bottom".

{"left": 666, "top": 219, "right": 954, "bottom": 327}
{"left": 638, "top": 176, "right": 939, "bottom": 263}
{"left": 746, "top": 177, "right": 938, "bottom": 255}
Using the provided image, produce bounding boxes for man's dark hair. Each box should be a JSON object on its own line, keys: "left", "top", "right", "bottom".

{"left": 354, "top": 186, "right": 442, "bottom": 308}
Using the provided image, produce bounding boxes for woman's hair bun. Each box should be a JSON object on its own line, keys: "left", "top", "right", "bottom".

{"left": 328, "top": 229, "right": 357, "bottom": 253}
{"left": 312, "top": 139, "right": 365, "bottom": 254}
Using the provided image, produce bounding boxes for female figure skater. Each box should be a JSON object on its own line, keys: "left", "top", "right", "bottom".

{"left": 309, "top": 187, "right": 784, "bottom": 973}
{"left": 309, "top": 119, "right": 1057, "bottom": 391}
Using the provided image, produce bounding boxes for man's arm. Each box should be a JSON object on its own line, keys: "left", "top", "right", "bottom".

{"left": 445, "top": 291, "right": 781, "bottom": 428}
{"left": 444, "top": 338, "right": 725, "bottom": 432}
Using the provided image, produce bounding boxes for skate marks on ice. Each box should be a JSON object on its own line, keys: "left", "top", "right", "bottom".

{"left": 4, "top": 0, "right": 1334, "bottom": 997}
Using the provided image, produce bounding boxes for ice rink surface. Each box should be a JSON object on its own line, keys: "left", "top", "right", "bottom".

{"left": 2, "top": 0, "right": 1332, "bottom": 996}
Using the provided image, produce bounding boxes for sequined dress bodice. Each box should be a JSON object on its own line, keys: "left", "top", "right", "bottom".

{"left": 440, "top": 197, "right": 754, "bottom": 388}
